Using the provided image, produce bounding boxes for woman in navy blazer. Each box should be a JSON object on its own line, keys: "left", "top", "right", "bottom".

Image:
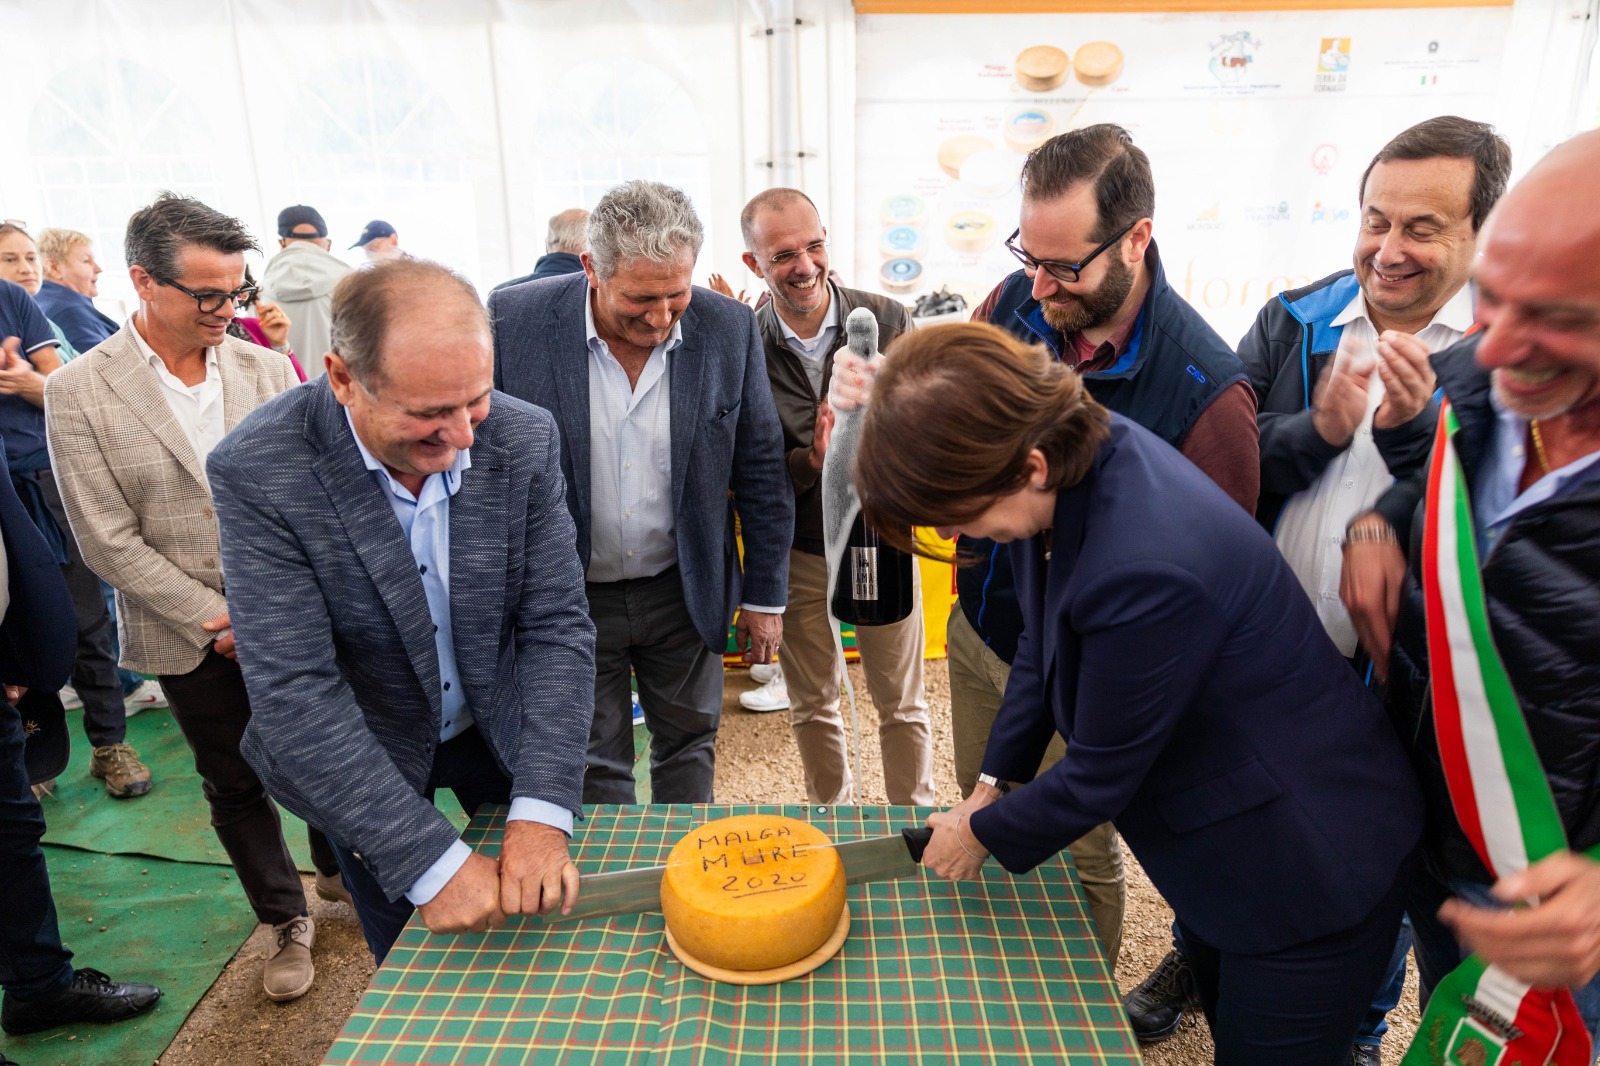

{"left": 855, "top": 323, "right": 1423, "bottom": 1065}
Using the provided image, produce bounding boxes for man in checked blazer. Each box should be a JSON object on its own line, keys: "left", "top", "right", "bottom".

{"left": 208, "top": 257, "right": 596, "bottom": 964}
{"left": 43, "top": 193, "right": 330, "bottom": 1002}
{"left": 488, "top": 180, "right": 792, "bottom": 805}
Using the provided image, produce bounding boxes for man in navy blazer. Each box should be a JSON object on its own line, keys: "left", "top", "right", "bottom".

{"left": 489, "top": 181, "right": 791, "bottom": 804}
{"left": 209, "top": 258, "right": 596, "bottom": 962}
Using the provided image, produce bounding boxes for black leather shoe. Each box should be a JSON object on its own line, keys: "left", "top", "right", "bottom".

{"left": 1122, "top": 948, "right": 1200, "bottom": 1044}
{"left": 1, "top": 968, "right": 161, "bottom": 1035}
{"left": 1349, "top": 1044, "right": 1383, "bottom": 1066}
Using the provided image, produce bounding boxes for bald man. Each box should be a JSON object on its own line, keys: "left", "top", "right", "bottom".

{"left": 208, "top": 258, "right": 596, "bottom": 964}
{"left": 1343, "top": 128, "right": 1600, "bottom": 1032}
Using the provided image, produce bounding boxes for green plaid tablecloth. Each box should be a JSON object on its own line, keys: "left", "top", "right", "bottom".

{"left": 324, "top": 805, "right": 1141, "bottom": 1065}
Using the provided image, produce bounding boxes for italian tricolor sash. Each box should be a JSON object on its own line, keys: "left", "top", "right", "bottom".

{"left": 1403, "top": 403, "right": 1591, "bottom": 1066}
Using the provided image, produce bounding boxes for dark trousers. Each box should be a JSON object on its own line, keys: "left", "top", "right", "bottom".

{"left": 331, "top": 725, "right": 512, "bottom": 965}
{"left": 584, "top": 567, "right": 723, "bottom": 804}
{"left": 0, "top": 700, "right": 74, "bottom": 1002}
{"left": 1178, "top": 847, "right": 1417, "bottom": 1065}
{"left": 37, "top": 469, "right": 123, "bottom": 748}
{"left": 160, "top": 650, "right": 313, "bottom": 926}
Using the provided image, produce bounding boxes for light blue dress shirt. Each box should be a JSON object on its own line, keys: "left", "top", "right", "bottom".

{"left": 1473, "top": 392, "right": 1600, "bottom": 557}
{"left": 583, "top": 292, "right": 681, "bottom": 583}
{"left": 342, "top": 409, "right": 572, "bottom": 906}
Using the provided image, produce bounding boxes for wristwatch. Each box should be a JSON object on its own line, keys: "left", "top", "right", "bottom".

{"left": 976, "top": 773, "right": 1011, "bottom": 795}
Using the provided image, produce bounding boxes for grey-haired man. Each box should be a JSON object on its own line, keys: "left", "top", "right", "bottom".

{"left": 489, "top": 180, "right": 792, "bottom": 804}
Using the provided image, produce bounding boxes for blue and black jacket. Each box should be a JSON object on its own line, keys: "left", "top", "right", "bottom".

{"left": 958, "top": 242, "right": 1247, "bottom": 664}
{"left": 1239, "top": 269, "right": 1438, "bottom": 537}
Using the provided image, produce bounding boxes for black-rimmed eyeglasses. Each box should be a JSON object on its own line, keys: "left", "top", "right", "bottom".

{"left": 1004, "top": 219, "right": 1137, "bottom": 285}
{"left": 157, "top": 276, "right": 258, "bottom": 314}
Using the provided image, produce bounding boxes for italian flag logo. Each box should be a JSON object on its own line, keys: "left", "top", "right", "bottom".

{"left": 1402, "top": 405, "right": 1590, "bottom": 1066}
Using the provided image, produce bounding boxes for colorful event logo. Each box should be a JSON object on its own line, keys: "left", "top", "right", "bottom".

{"left": 1208, "top": 32, "right": 1259, "bottom": 84}
{"left": 1315, "top": 37, "right": 1351, "bottom": 93}
{"left": 1310, "top": 201, "right": 1352, "bottom": 225}
{"left": 1312, "top": 144, "right": 1339, "bottom": 176}
{"left": 1243, "top": 201, "right": 1291, "bottom": 224}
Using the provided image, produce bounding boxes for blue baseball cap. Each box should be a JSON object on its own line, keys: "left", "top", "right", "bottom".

{"left": 351, "top": 220, "right": 397, "bottom": 249}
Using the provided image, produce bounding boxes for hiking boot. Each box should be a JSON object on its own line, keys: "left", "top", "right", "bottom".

{"left": 1122, "top": 948, "right": 1200, "bottom": 1044}
{"left": 89, "top": 743, "right": 152, "bottom": 798}
{"left": 314, "top": 870, "right": 352, "bottom": 906}
{"left": 263, "top": 916, "right": 315, "bottom": 1002}
{"left": 0, "top": 967, "right": 161, "bottom": 1035}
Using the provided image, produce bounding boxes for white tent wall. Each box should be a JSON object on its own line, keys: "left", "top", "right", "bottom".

{"left": 0, "top": 0, "right": 1593, "bottom": 338}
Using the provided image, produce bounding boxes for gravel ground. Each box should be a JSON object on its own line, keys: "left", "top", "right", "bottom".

{"left": 159, "top": 659, "right": 1420, "bottom": 1065}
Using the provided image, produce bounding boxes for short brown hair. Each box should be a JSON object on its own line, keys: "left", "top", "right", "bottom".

{"left": 330, "top": 257, "right": 486, "bottom": 387}
{"left": 1020, "top": 124, "right": 1154, "bottom": 241}
{"left": 856, "top": 322, "right": 1109, "bottom": 556}
{"left": 1359, "top": 116, "right": 1511, "bottom": 232}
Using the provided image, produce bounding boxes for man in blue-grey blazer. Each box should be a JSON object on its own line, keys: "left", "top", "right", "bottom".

{"left": 209, "top": 258, "right": 596, "bottom": 963}
{"left": 489, "top": 181, "right": 792, "bottom": 805}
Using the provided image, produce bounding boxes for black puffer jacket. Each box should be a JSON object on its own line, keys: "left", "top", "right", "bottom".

{"left": 1389, "top": 333, "right": 1600, "bottom": 882}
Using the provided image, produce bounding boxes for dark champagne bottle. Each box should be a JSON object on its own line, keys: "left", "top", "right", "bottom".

{"left": 831, "top": 514, "right": 915, "bottom": 626}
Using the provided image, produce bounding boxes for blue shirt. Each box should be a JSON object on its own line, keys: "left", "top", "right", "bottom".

{"left": 1475, "top": 393, "right": 1600, "bottom": 557}
{"left": 0, "top": 280, "right": 60, "bottom": 472}
{"left": 341, "top": 408, "right": 572, "bottom": 905}
{"left": 34, "top": 280, "right": 118, "bottom": 354}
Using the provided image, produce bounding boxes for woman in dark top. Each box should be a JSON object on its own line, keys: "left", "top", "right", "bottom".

{"left": 853, "top": 322, "right": 1423, "bottom": 1065}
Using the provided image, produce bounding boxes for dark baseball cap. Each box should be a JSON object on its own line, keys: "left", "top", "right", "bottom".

{"left": 351, "top": 220, "right": 397, "bottom": 249}
{"left": 277, "top": 205, "right": 328, "bottom": 239}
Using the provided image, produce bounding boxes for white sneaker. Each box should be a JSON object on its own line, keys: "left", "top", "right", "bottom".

{"left": 749, "top": 662, "right": 782, "bottom": 686}
{"left": 59, "top": 686, "right": 83, "bottom": 711}
{"left": 123, "top": 679, "right": 169, "bottom": 717}
{"left": 739, "top": 677, "right": 790, "bottom": 713}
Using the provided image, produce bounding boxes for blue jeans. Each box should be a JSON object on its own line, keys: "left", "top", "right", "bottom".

{"left": 331, "top": 725, "right": 514, "bottom": 965}
{"left": 1408, "top": 856, "right": 1600, "bottom": 1051}
{"left": 1172, "top": 915, "right": 1410, "bottom": 1046}
{"left": 101, "top": 580, "right": 144, "bottom": 696}
{"left": 0, "top": 698, "right": 74, "bottom": 1002}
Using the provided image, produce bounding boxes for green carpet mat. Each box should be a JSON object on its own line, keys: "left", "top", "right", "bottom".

{"left": 41, "top": 708, "right": 467, "bottom": 869}
{"left": 0, "top": 846, "right": 256, "bottom": 1066}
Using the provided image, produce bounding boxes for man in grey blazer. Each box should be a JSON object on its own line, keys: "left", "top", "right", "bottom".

{"left": 209, "top": 258, "right": 596, "bottom": 963}
{"left": 44, "top": 193, "right": 328, "bottom": 1002}
{"left": 488, "top": 181, "right": 792, "bottom": 805}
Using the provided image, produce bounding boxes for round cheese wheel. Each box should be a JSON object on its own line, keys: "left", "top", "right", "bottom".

{"left": 660, "top": 814, "right": 846, "bottom": 972}
{"left": 1074, "top": 41, "right": 1124, "bottom": 87}
{"left": 1005, "top": 109, "right": 1056, "bottom": 153}
{"left": 879, "top": 225, "right": 927, "bottom": 260}
{"left": 879, "top": 193, "right": 927, "bottom": 229}
{"left": 959, "top": 149, "right": 1020, "bottom": 199}
{"left": 1015, "top": 45, "right": 1070, "bottom": 92}
{"left": 937, "top": 135, "right": 992, "bottom": 180}
{"left": 945, "top": 211, "right": 996, "bottom": 254}
{"left": 880, "top": 257, "right": 923, "bottom": 294}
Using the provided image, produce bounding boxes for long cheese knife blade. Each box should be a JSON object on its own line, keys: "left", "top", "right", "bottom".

{"left": 535, "top": 827, "right": 933, "bottom": 925}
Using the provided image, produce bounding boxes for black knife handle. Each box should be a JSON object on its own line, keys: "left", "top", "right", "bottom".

{"left": 902, "top": 826, "right": 934, "bottom": 863}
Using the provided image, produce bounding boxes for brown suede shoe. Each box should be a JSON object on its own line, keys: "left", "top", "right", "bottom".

{"left": 263, "top": 916, "right": 315, "bottom": 1002}
{"left": 314, "top": 870, "right": 352, "bottom": 906}
{"left": 88, "top": 744, "right": 152, "bottom": 798}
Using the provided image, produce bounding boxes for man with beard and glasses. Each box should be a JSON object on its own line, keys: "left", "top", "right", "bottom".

{"left": 829, "top": 123, "right": 1259, "bottom": 1001}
